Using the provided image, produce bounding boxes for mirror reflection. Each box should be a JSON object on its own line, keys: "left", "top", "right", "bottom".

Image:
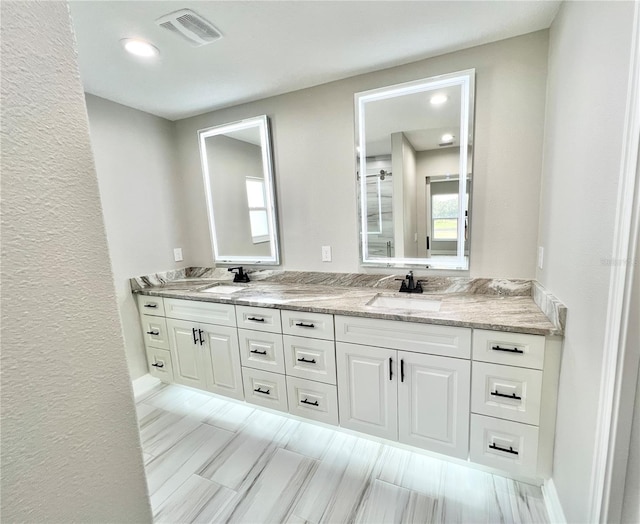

{"left": 198, "top": 115, "right": 280, "bottom": 265}
{"left": 356, "top": 70, "right": 474, "bottom": 270}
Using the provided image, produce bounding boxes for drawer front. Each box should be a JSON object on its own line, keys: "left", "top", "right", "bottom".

{"left": 286, "top": 376, "right": 338, "bottom": 426}
{"left": 335, "top": 315, "right": 471, "bottom": 359}
{"left": 284, "top": 335, "right": 336, "bottom": 385}
{"left": 146, "top": 347, "right": 174, "bottom": 383}
{"left": 164, "top": 298, "right": 236, "bottom": 327}
{"left": 242, "top": 367, "right": 288, "bottom": 413}
{"left": 473, "top": 329, "right": 545, "bottom": 370}
{"left": 281, "top": 310, "right": 335, "bottom": 340}
{"left": 238, "top": 329, "right": 285, "bottom": 373}
{"left": 470, "top": 414, "right": 539, "bottom": 478}
{"left": 137, "top": 295, "right": 165, "bottom": 316}
{"left": 472, "top": 362, "right": 542, "bottom": 426}
{"left": 236, "top": 306, "right": 282, "bottom": 333}
{"left": 140, "top": 315, "right": 169, "bottom": 350}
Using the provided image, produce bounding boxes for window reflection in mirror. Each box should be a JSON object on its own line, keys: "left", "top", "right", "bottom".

{"left": 198, "top": 115, "right": 279, "bottom": 265}
{"left": 356, "top": 70, "right": 475, "bottom": 270}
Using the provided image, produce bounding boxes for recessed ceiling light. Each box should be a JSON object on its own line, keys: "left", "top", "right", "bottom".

{"left": 430, "top": 94, "right": 448, "bottom": 105}
{"left": 441, "top": 133, "right": 455, "bottom": 142}
{"left": 121, "top": 38, "right": 159, "bottom": 58}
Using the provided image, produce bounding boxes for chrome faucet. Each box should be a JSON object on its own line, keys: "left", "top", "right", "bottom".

{"left": 396, "top": 271, "right": 424, "bottom": 293}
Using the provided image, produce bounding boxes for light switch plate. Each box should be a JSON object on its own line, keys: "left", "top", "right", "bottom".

{"left": 321, "top": 245, "right": 332, "bottom": 262}
{"left": 174, "top": 247, "right": 183, "bottom": 262}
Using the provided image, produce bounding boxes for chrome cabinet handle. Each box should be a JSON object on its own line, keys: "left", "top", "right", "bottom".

{"left": 300, "top": 398, "right": 319, "bottom": 406}
{"left": 491, "top": 390, "right": 522, "bottom": 400}
{"left": 489, "top": 443, "right": 519, "bottom": 455}
{"left": 297, "top": 357, "right": 316, "bottom": 364}
{"left": 295, "top": 322, "right": 315, "bottom": 328}
{"left": 491, "top": 345, "right": 524, "bottom": 354}
{"left": 146, "top": 330, "right": 160, "bottom": 336}
{"left": 254, "top": 387, "right": 270, "bottom": 395}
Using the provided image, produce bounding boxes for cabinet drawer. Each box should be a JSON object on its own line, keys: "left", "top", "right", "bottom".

{"left": 473, "top": 329, "right": 545, "bottom": 370}
{"left": 164, "top": 298, "right": 236, "bottom": 327}
{"left": 146, "top": 347, "right": 174, "bottom": 383}
{"left": 137, "top": 295, "right": 165, "bottom": 316}
{"left": 238, "top": 329, "right": 285, "bottom": 373}
{"left": 286, "top": 376, "right": 338, "bottom": 426}
{"left": 472, "top": 362, "right": 543, "bottom": 426}
{"left": 281, "top": 310, "right": 334, "bottom": 340}
{"left": 335, "top": 315, "right": 471, "bottom": 359}
{"left": 140, "top": 315, "right": 169, "bottom": 350}
{"left": 242, "top": 367, "right": 288, "bottom": 413}
{"left": 470, "top": 414, "right": 539, "bottom": 478}
{"left": 284, "top": 335, "right": 336, "bottom": 385}
{"left": 236, "top": 306, "right": 281, "bottom": 333}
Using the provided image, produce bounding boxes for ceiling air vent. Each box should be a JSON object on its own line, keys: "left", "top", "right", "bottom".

{"left": 156, "top": 9, "right": 222, "bottom": 47}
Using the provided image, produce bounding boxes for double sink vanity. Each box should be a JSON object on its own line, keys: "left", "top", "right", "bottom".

{"left": 133, "top": 267, "right": 565, "bottom": 484}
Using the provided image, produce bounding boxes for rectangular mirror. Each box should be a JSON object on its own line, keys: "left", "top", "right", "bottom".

{"left": 198, "top": 115, "right": 280, "bottom": 265}
{"left": 356, "top": 69, "right": 475, "bottom": 270}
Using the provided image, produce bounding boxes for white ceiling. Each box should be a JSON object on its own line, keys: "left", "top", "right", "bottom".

{"left": 69, "top": 1, "right": 561, "bottom": 121}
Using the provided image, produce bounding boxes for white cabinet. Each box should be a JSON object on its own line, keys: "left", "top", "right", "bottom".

{"left": 166, "top": 317, "right": 243, "bottom": 400}
{"left": 242, "top": 367, "right": 288, "bottom": 413}
{"left": 146, "top": 347, "right": 174, "bottom": 383}
{"left": 336, "top": 341, "right": 470, "bottom": 457}
{"left": 336, "top": 342, "right": 398, "bottom": 440}
{"left": 398, "top": 351, "right": 470, "bottom": 459}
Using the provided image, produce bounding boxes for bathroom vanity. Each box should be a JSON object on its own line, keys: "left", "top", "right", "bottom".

{"left": 133, "top": 269, "right": 565, "bottom": 484}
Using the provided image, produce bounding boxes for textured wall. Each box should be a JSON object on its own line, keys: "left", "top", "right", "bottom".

{"left": 85, "top": 94, "right": 187, "bottom": 379}
{"left": 174, "top": 31, "right": 548, "bottom": 278}
{"left": 536, "top": 1, "right": 635, "bottom": 521}
{"left": 1, "top": 2, "right": 152, "bottom": 522}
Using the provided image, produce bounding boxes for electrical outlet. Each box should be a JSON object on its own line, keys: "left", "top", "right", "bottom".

{"left": 537, "top": 246, "right": 544, "bottom": 270}
{"left": 321, "top": 245, "right": 332, "bottom": 262}
{"left": 174, "top": 247, "right": 183, "bottom": 262}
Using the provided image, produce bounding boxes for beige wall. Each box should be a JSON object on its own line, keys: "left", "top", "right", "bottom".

{"left": 85, "top": 94, "right": 188, "bottom": 379}
{"left": 174, "top": 30, "right": 548, "bottom": 277}
{"left": 536, "top": 1, "right": 636, "bottom": 521}
{"left": 1, "top": 2, "right": 152, "bottom": 521}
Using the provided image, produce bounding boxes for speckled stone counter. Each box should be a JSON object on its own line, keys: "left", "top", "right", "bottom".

{"left": 131, "top": 268, "right": 566, "bottom": 336}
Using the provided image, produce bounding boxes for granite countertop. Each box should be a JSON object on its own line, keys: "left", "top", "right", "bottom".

{"left": 132, "top": 269, "right": 565, "bottom": 336}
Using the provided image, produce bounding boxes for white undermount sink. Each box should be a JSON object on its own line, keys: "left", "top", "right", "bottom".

{"left": 367, "top": 294, "right": 442, "bottom": 312}
{"left": 200, "top": 284, "right": 246, "bottom": 294}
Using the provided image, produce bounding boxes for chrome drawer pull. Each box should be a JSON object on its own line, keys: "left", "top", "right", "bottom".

{"left": 144, "top": 303, "right": 158, "bottom": 308}
{"left": 151, "top": 362, "right": 164, "bottom": 368}
{"left": 300, "top": 398, "right": 319, "bottom": 407}
{"left": 295, "top": 322, "right": 315, "bottom": 328}
{"left": 491, "top": 390, "right": 522, "bottom": 400}
{"left": 297, "top": 357, "right": 316, "bottom": 364}
{"left": 254, "top": 387, "right": 270, "bottom": 395}
{"left": 250, "top": 349, "right": 268, "bottom": 355}
{"left": 146, "top": 330, "right": 160, "bottom": 336}
{"left": 489, "top": 443, "right": 519, "bottom": 455}
{"left": 248, "top": 317, "right": 265, "bottom": 322}
{"left": 491, "top": 345, "right": 524, "bottom": 354}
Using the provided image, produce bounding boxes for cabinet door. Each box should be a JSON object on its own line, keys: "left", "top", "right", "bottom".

{"left": 336, "top": 342, "right": 398, "bottom": 440}
{"left": 200, "top": 323, "right": 244, "bottom": 401}
{"left": 167, "top": 318, "right": 208, "bottom": 389}
{"left": 398, "top": 351, "right": 470, "bottom": 459}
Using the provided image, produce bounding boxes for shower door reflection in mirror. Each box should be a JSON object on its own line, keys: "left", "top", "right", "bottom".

{"left": 198, "top": 115, "right": 280, "bottom": 265}
{"left": 356, "top": 70, "right": 475, "bottom": 270}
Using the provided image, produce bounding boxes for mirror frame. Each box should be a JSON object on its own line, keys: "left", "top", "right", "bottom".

{"left": 198, "top": 115, "right": 280, "bottom": 265}
{"left": 355, "top": 69, "right": 475, "bottom": 270}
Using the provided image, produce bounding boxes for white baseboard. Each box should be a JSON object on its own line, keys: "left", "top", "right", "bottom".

{"left": 543, "top": 478, "right": 567, "bottom": 524}
{"left": 132, "top": 373, "right": 162, "bottom": 399}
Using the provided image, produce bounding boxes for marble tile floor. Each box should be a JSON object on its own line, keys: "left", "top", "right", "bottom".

{"left": 135, "top": 383, "right": 550, "bottom": 524}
